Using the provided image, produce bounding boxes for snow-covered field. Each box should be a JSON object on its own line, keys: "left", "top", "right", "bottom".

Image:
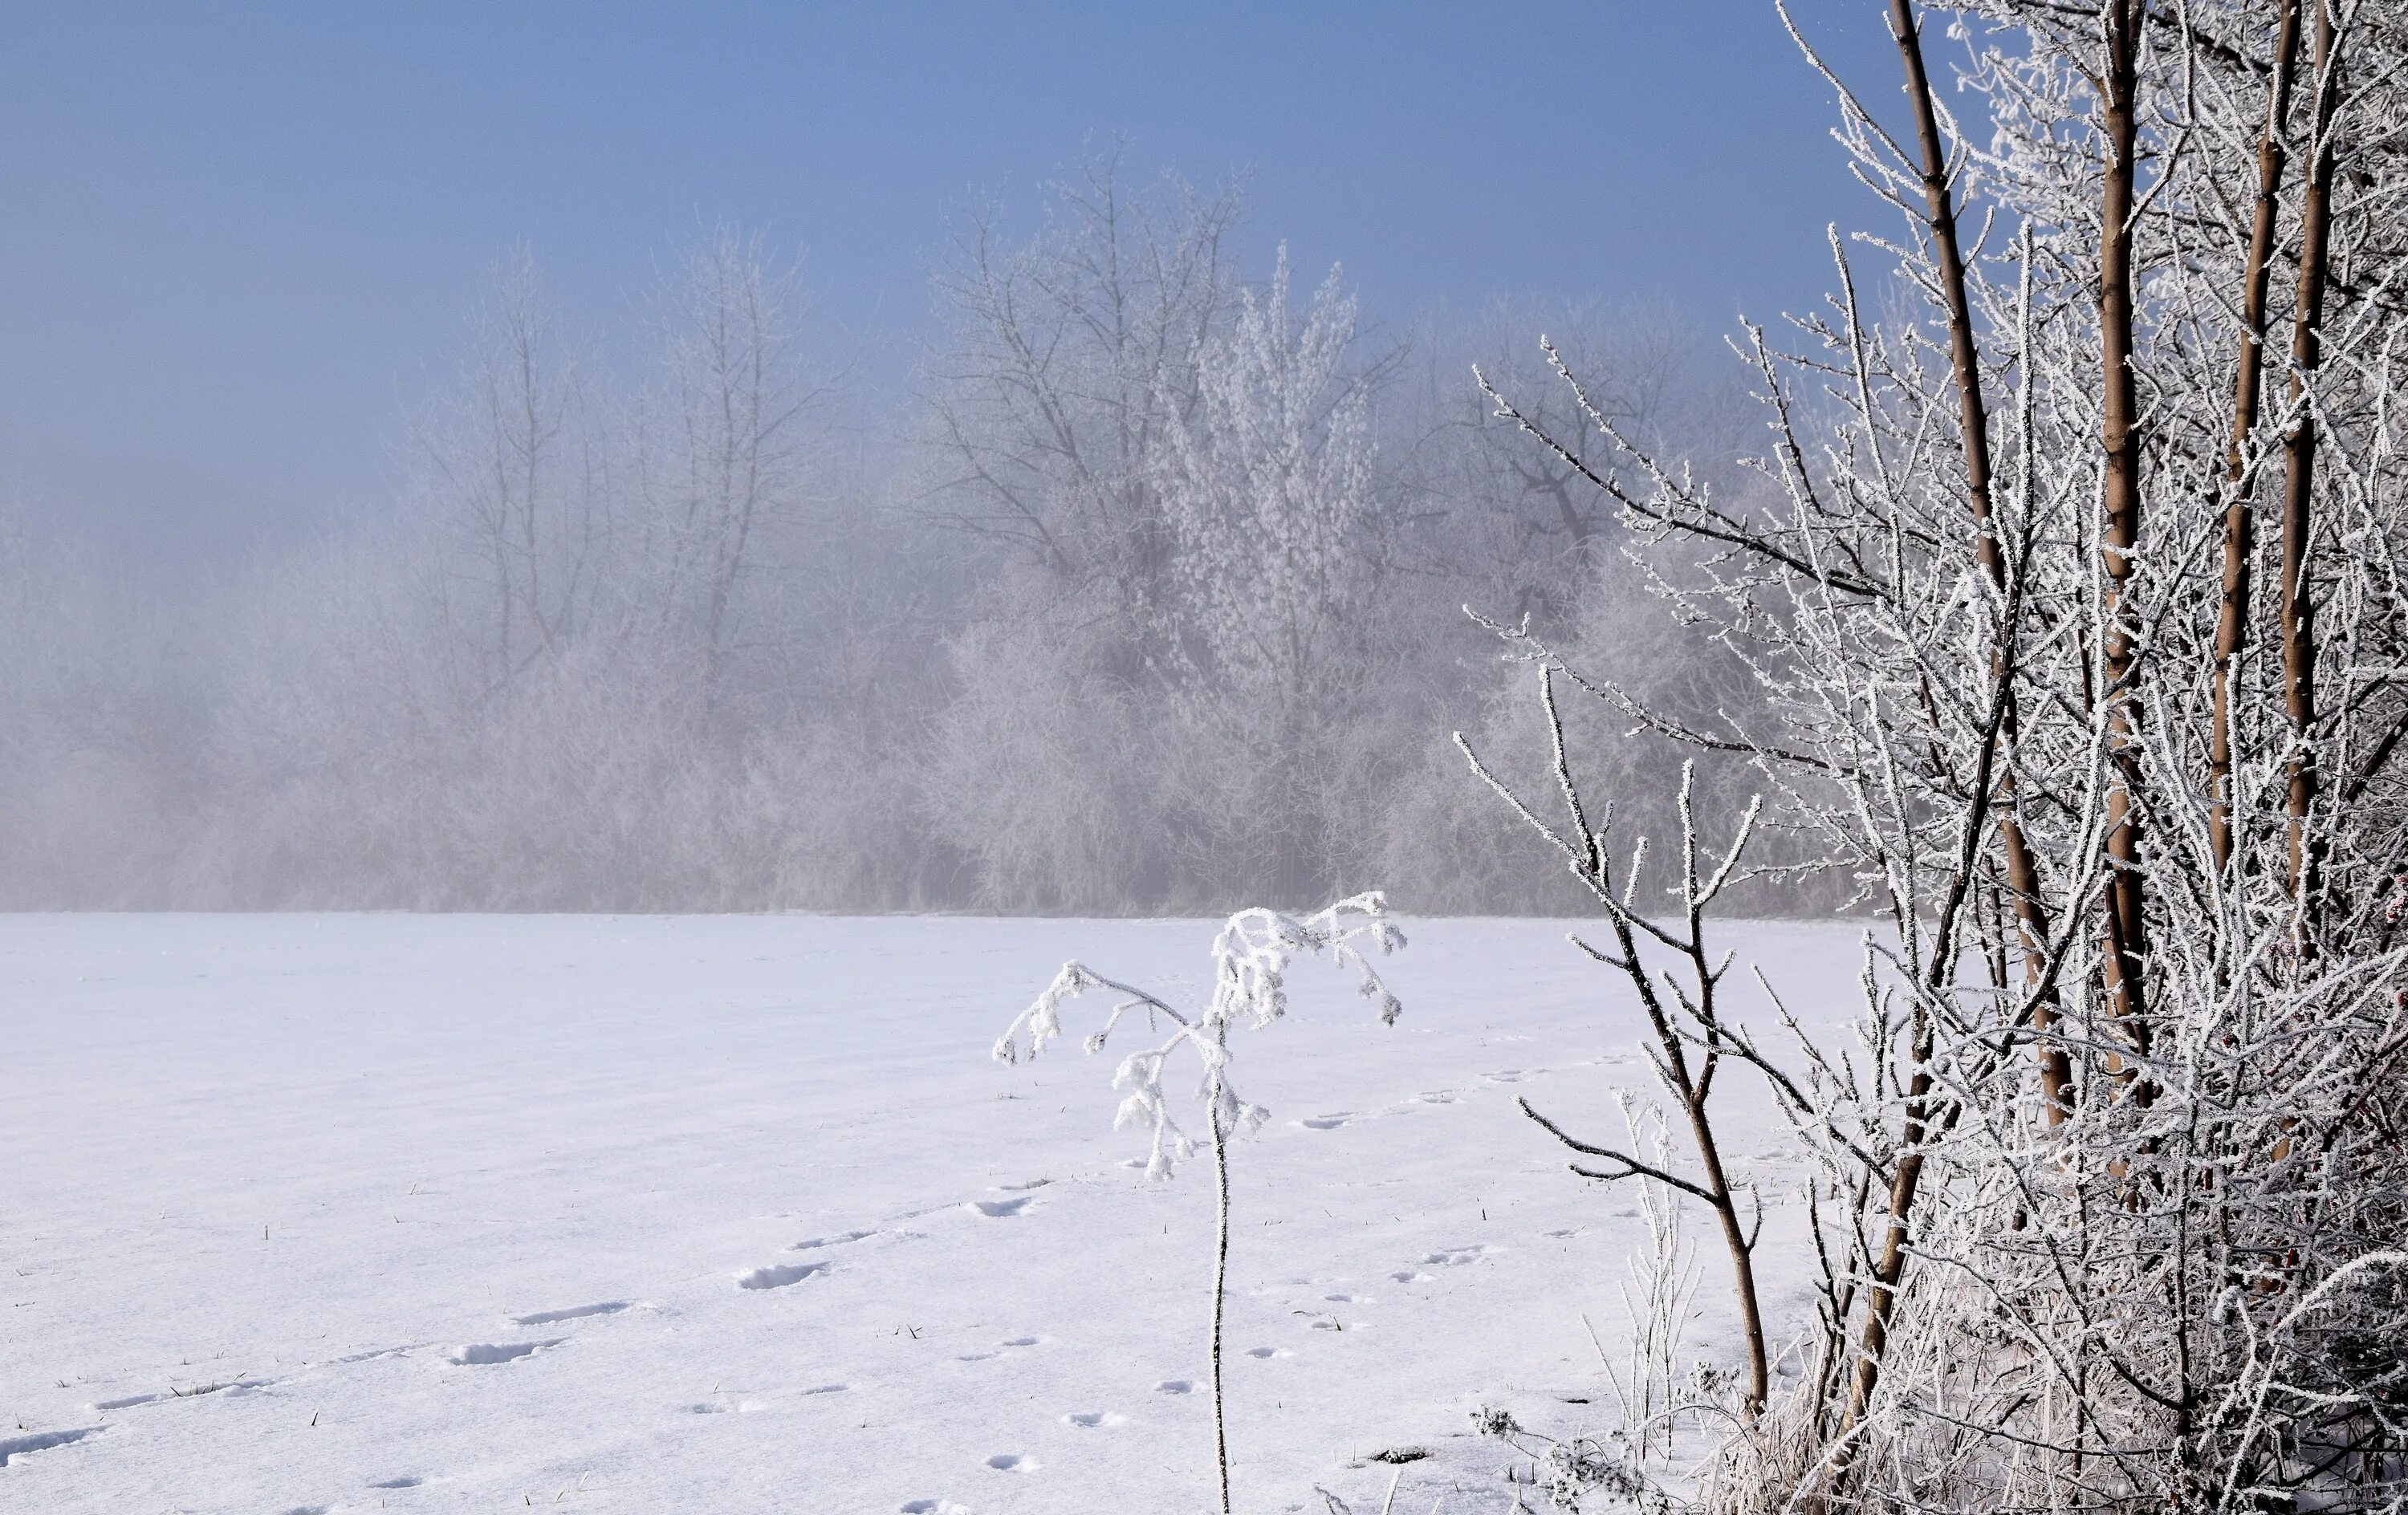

{"left": 1, "top": 914, "right": 1860, "bottom": 1513}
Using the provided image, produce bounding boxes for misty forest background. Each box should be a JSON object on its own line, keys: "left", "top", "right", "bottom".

{"left": 0, "top": 153, "right": 1794, "bottom": 915}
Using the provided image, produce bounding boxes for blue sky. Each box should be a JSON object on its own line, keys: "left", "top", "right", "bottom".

{"left": 0, "top": 2, "right": 1901, "bottom": 555}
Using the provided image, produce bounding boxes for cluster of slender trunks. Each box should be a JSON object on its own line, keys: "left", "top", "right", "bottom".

{"left": 1839, "top": 0, "right": 2341, "bottom": 1450}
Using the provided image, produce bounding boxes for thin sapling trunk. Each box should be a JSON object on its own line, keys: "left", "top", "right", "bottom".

{"left": 993, "top": 898, "right": 1405, "bottom": 1515}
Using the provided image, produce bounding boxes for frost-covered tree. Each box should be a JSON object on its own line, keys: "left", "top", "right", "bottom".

{"left": 925, "top": 146, "right": 1235, "bottom": 631}
{"left": 1152, "top": 250, "right": 1392, "bottom": 902}
{"left": 917, "top": 152, "right": 1242, "bottom": 909}
{"left": 1463, "top": 2, "right": 2408, "bottom": 1508}
{"left": 634, "top": 227, "right": 823, "bottom": 688}
{"left": 922, "top": 160, "right": 1425, "bottom": 911}
{"left": 410, "top": 245, "right": 608, "bottom": 699}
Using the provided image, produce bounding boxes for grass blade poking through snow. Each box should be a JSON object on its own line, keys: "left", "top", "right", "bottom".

{"left": 993, "top": 892, "right": 1405, "bottom": 1515}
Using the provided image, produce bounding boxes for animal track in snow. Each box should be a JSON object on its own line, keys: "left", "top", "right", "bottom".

{"left": 93, "top": 1377, "right": 266, "bottom": 1410}
{"left": 966, "top": 1196, "right": 1032, "bottom": 1218}
{"left": 1001, "top": 1336, "right": 1042, "bottom": 1347}
{"left": 1480, "top": 1069, "right": 1524, "bottom": 1083}
{"left": 368, "top": 1477, "right": 424, "bottom": 1489}
{"left": 999, "top": 1178, "right": 1052, "bottom": 1191}
{"left": 685, "top": 1402, "right": 729, "bottom": 1414}
{"left": 1298, "top": 1114, "right": 1352, "bottom": 1130}
{"left": 90, "top": 1391, "right": 169, "bottom": 1411}
{"left": 737, "top": 1261, "right": 830, "bottom": 1290}
{"left": 320, "top": 1344, "right": 417, "bottom": 1367}
{"left": 1419, "top": 1245, "right": 1495, "bottom": 1267}
{"left": 1064, "top": 1411, "right": 1128, "bottom": 1428}
{"left": 511, "top": 1301, "right": 629, "bottom": 1325}
{"left": 793, "top": 1229, "right": 877, "bottom": 1252}
{"left": 957, "top": 1352, "right": 999, "bottom": 1362}
{"left": 1415, "top": 1091, "right": 1455, "bottom": 1103}
{"left": 0, "top": 1427, "right": 96, "bottom": 1464}
{"left": 1388, "top": 1270, "right": 1434, "bottom": 1284}
{"left": 1245, "top": 1346, "right": 1293, "bottom": 1359}
{"left": 179, "top": 1379, "right": 258, "bottom": 1398}
{"left": 985, "top": 1453, "right": 1037, "bottom": 1472}
{"left": 1156, "top": 1379, "right": 1194, "bottom": 1394}
{"left": 899, "top": 1501, "right": 972, "bottom": 1514}
{"left": 802, "top": 1383, "right": 848, "bottom": 1395}
{"left": 1322, "top": 1292, "right": 1369, "bottom": 1304}
{"left": 445, "top": 1339, "right": 562, "bottom": 1366}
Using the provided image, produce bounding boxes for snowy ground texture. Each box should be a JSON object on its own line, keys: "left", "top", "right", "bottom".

{"left": 1, "top": 914, "right": 1861, "bottom": 1513}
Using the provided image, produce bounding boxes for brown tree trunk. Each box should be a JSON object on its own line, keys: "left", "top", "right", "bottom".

{"left": 1846, "top": 1057, "right": 1931, "bottom": 1431}
{"left": 1890, "top": 0, "right": 2074, "bottom": 1125}
{"left": 2209, "top": 0, "right": 2302, "bottom": 879}
{"left": 2098, "top": 0, "right": 2154, "bottom": 1091}
{"left": 2283, "top": 2, "right": 2339, "bottom": 932}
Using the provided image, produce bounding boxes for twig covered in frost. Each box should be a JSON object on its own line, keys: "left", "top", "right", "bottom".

{"left": 994, "top": 892, "right": 1406, "bottom": 1515}
{"left": 1601, "top": 1098, "right": 1703, "bottom": 1461}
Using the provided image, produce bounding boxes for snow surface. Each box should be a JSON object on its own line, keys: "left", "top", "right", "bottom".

{"left": 0, "top": 913, "right": 1861, "bottom": 1513}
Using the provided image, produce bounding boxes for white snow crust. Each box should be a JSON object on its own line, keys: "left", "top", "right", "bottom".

{"left": 0, "top": 914, "right": 1857, "bottom": 1512}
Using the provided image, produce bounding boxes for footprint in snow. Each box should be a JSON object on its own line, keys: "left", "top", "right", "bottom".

{"left": 368, "top": 1477, "right": 424, "bottom": 1489}
{"left": 1416, "top": 1091, "right": 1456, "bottom": 1104}
{"left": 1420, "top": 1245, "right": 1495, "bottom": 1267}
{"left": 957, "top": 1351, "right": 999, "bottom": 1362}
{"left": 511, "top": 1301, "right": 629, "bottom": 1325}
{"left": 803, "top": 1383, "right": 848, "bottom": 1395}
{"left": 446, "top": 1340, "right": 561, "bottom": 1366}
{"left": 1481, "top": 1069, "right": 1524, "bottom": 1083}
{"left": 0, "top": 1428, "right": 97, "bottom": 1465}
{"left": 322, "top": 1344, "right": 417, "bottom": 1367}
{"left": 999, "top": 1178, "right": 1052, "bottom": 1192}
{"left": 899, "top": 1502, "right": 972, "bottom": 1514}
{"left": 1156, "top": 1379, "right": 1194, "bottom": 1395}
{"left": 1323, "top": 1292, "right": 1369, "bottom": 1303}
{"left": 1064, "top": 1411, "right": 1128, "bottom": 1428}
{"left": 966, "top": 1196, "right": 1031, "bottom": 1218}
{"left": 89, "top": 1391, "right": 166, "bottom": 1411}
{"left": 986, "top": 1453, "right": 1038, "bottom": 1472}
{"left": 1245, "top": 1346, "right": 1293, "bottom": 1359}
{"left": 1298, "top": 1114, "right": 1351, "bottom": 1130}
{"left": 737, "top": 1261, "right": 830, "bottom": 1290}
{"left": 793, "top": 1229, "right": 877, "bottom": 1252}
{"left": 92, "top": 1376, "right": 261, "bottom": 1410}
{"left": 685, "top": 1402, "right": 730, "bottom": 1414}
{"left": 1002, "top": 1336, "right": 1042, "bottom": 1348}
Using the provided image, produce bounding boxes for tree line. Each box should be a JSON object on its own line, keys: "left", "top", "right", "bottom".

{"left": 0, "top": 154, "right": 1772, "bottom": 914}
